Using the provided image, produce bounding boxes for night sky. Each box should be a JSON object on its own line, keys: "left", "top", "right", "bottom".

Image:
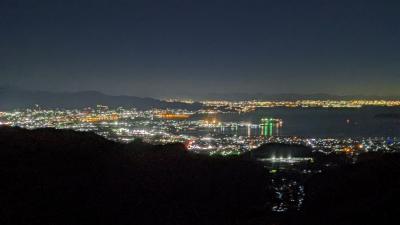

{"left": 1, "top": 0, "right": 399, "bottom": 98}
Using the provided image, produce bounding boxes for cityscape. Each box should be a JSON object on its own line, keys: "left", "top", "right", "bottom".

{"left": 2, "top": 102, "right": 399, "bottom": 215}
{"left": 181, "top": 99, "right": 400, "bottom": 112}
{"left": 1, "top": 1, "right": 400, "bottom": 225}
{"left": 2, "top": 104, "right": 399, "bottom": 156}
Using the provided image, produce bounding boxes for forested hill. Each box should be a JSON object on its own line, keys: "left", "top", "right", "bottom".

{"left": 2, "top": 126, "right": 399, "bottom": 225}
{"left": 0, "top": 126, "right": 271, "bottom": 225}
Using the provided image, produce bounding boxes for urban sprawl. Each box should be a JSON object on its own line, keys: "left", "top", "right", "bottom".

{"left": 1, "top": 100, "right": 399, "bottom": 156}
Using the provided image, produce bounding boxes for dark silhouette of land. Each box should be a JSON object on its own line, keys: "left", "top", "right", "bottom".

{"left": 0, "top": 126, "right": 270, "bottom": 225}
{"left": 290, "top": 152, "right": 400, "bottom": 225}
{"left": 0, "top": 87, "right": 202, "bottom": 110}
{"left": 1, "top": 126, "right": 400, "bottom": 225}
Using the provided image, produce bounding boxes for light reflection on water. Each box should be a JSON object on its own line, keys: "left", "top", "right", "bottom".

{"left": 194, "top": 107, "right": 400, "bottom": 138}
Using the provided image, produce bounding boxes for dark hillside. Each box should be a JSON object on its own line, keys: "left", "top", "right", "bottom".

{"left": 298, "top": 153, "right": 400, "bottom": 225}
{"left": 0, "top": 126, "right": 271, "bottom": 225}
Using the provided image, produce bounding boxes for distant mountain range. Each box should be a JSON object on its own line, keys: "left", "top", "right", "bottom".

{"left": 1, "top": 87, "right": 399, "bottom": 110}
{"left": 196, "top": 92, "right": 400, "bottom": 101}
{"left": 0, "top": 87, "right": 202, "bottom": 110}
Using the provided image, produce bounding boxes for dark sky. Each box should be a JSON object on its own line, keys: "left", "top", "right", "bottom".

{"left": 1, "top": 0, "right": 399, "bottom": 98}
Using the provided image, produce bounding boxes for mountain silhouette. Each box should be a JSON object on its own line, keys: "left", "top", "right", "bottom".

{"left": 0, "top": 87, "right": 202, "bottom": 110}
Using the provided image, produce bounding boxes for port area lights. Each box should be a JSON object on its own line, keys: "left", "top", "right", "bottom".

{"left": 258, "top": 156, "right": 313, "bottom": 163}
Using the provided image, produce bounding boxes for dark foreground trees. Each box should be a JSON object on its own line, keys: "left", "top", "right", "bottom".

{"left": 1, "top": 126, "right": 400, "bottom": 225}
{"left": 297, "top": 152, "right": 400, "bottom": 225}
{"left": 0, "top": 126, "right": 271, "bottom": 225}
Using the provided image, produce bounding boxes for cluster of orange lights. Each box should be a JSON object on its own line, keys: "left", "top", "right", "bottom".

{"left": 204, "top": 118, "right": 219, "bottom": 124}
{"left": 81, "top": 114, "right": 119, "bottom": 123}
{"left": 343, "top": 147, "right": 354, "bottom": 153}
{"left": 157, "top": 113, "right": 190, "bottom": 119}
{"left": 343, "top": 144, "right": 364, "bottom": 154}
